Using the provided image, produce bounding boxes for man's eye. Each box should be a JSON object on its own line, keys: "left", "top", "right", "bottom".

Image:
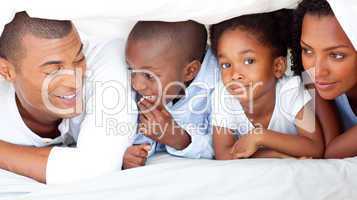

{"left": 243, "top": 58, "right": 255, "bottom": 65}
{"left": 330, "top": 52, "right": 345, "bottom": 60}
{"left": 74, "top": 56, "right": 85, "bottom": 63}
{"left": 45, "top": 67, "right": 61, "bottom": 75}
{"left": 221, "top": 63, "right": 231, "bottom": 69}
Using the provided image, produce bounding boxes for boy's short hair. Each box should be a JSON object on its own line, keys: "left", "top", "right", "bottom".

{"left": 128, "top": 20, "right": 207, "bottom": 64}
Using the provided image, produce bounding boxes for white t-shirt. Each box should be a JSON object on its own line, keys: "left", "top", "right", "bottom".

{"left": 212, "top": 76, "right": 311, "bottom": 135}
{"left": 0, "top": 38, "right": 137, "bottom": 184}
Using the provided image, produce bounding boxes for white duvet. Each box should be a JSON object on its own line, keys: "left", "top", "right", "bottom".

{"left": 0, "top": 153, "right": 356, "bottom": 200}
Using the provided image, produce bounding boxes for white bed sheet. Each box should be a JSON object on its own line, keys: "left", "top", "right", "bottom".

{"left": 1, "top": 153, "right": 355, "bottom": 200}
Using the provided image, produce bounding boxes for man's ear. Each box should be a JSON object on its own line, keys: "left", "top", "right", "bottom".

{"left": 273, "top": 56, "right": 287, "bottom": 79}
{"left": 0, "top": 57, "right": 16, "bottom": 81}
{"left": 183, "top": 60, "right": 201, "bottom": 82}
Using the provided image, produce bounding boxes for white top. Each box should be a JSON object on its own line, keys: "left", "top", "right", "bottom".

{"left": 0, "top": 38, "right": 137, "bottom": 184}
{"left": 335, "top": 94, "right": 357, "bottom": 131}
{"left": 211, "top": 76, "right": 311, "bottom": 135}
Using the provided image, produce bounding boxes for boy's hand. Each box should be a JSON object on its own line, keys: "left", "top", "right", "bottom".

{"left": 231, "top": 131, "right": 262, "bottom": 159}
{"left": 138, "top": 98, "right": 175, "bottom": 142}
{"left": 122, "top": 144, "right": 151, "bottom": 170}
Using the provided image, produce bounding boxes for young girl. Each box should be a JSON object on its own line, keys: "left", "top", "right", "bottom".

{"left": 209, "top": 9, "right": 325, "bottom": 160}
{"left": 291, "top": 0, "right": 357, "bottom": 158}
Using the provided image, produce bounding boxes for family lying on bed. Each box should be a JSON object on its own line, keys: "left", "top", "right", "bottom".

{"left": 0, "top": 0, "right": 356, "bottom": 184}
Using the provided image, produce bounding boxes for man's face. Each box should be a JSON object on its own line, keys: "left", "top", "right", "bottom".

{"left": 12, "top": 28, "right": 86, "bottom": 119}
{"left": 126, "top": 39, "right": 187, "bottom": 106}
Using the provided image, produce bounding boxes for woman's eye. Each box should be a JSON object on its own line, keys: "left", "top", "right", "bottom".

{"left": 302, "top": 47, "right": 313, "bottom": 55}
{"left": 221, "top": 63, "right": 231, "bottom": 69}
{"left": 243, "top": 58, "right": 255, "bottom": 65}
{"left": 330, "top": 52, "right": 345, "bottom": 60}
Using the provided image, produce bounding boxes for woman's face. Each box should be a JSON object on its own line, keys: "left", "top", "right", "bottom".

{"left": 301, "top": 14, "right": 357, "bottom": 100}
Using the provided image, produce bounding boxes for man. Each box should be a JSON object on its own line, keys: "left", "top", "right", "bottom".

{"left": 0, "top": 12, "right": 137, "bottom": 184}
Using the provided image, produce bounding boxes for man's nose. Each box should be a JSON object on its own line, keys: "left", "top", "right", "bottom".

{"left": 59, "top": 69, "right": 83, "bottom": 90}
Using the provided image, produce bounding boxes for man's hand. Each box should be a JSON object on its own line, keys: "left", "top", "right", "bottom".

{"left": 231, "top": 130, "right": 262, "bottom": 159}
{"left": 122, "top": 144, "right": 151, "bottom": 170}
{"left": 137, "top": 98, "right": 191, "bottom": 150}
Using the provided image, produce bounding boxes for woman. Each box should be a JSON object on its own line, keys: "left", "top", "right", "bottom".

{"left": 291, "top": 0, "right": 357, "bottom": 158}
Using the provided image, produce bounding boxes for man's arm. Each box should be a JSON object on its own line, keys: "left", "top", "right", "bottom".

{"left": 0, "top": 140, "right": 50, "bottom": 183}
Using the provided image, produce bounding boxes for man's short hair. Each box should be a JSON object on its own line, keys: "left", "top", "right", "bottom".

{"left": 0, "top": 11, "right": 73, "bottom": 64}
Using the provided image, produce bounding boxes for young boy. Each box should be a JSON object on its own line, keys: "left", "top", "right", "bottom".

{"left": 123, "top": 20, "right": 219, "bottom": 169}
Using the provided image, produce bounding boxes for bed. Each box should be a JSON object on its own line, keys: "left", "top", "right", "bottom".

{"left": 1, "top": 153, "right": 356, "bottom": 200}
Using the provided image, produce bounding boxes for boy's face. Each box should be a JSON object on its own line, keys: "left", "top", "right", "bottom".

{"left": 126, "top": 39, "right": 187, "bottom": 105}
{"left": 216, "top": 28, "right": 281, "bottom": 104}
{"left": 301, "top": 15, "right": 357, "bottom": 100}
{"left": 1, "top": 28, "right": 86, "bottom": 120}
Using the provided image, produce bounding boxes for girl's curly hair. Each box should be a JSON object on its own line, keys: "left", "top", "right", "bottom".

{"left": 209, "top": 9, "right": 293, "bottom": 59}
{"left": 290, "top": 0, "right": 334, "bottom": 76}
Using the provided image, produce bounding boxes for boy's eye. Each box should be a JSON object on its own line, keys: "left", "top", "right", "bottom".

{"left": 221, "top": 63, "right": 231, "bottom": 69}
{"left": 243, "top": 58, "right": 255, "bottom": 65}
{"left": 330, "top": 52, "right": 345, "bottom": 60}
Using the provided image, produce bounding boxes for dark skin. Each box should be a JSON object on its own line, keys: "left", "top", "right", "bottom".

{"left": 0, "top": 27, "right": 86, "bottom": 182}
{"left": 214, "top": 28, "right": 324, "bottom": 160}
{"left": 123, "top": 38, "right": 201, "bottom": 169}
{"left": 300, "top": 14, "right": 357, "bottom": 158}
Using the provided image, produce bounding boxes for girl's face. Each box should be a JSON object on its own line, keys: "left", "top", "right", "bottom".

{"left": 216, "top": 28, "right": 283, "bottom": 104}
{"left": 301, "top": 14, "right": 357, "bottom": 100}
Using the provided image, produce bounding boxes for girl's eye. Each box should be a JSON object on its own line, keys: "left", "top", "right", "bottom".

{"left": 144, "top": 73, "right": 155, "bottom": 80}
{"left": 330, "top": 52, "right": 345, "bottom": 60}
{"left": 302, "top": 47, "right": 313, "bottom": 55}
{"left": 243, "top": 58, "right": 255, "bottom": 65}
{"left": 221, "top": 63, "right": 231, "bottom": 69}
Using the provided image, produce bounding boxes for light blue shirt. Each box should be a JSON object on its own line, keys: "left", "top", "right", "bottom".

{"left": 335, "top": 94, "right": 357, "bottom": 131}
{"left": 133, "top": 48, "right": 220, "bottom": 159}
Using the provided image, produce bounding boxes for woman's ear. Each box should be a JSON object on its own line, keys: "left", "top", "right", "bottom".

{"left": 0, "top": 57, "right": 16, "bottom": 81}
{"left": 273, "top": 56, "right": 287, "bottom": 79}
{"left": 183, "top": 60, "right": 201, "bottom": 82}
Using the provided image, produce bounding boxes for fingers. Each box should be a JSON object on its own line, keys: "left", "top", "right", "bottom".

{"left": 140, "top": 99, "right": 163, "bottom": 121}
{"left": 138, "top": 100, "right": 156, "bottom": 120}
{"left": 123, "top": 145, "right": 151, "bottom": 170}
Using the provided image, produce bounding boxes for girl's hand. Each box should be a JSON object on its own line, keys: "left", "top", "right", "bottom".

{"left": 230, "top": 132, "right": 262, "bottom": 159}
